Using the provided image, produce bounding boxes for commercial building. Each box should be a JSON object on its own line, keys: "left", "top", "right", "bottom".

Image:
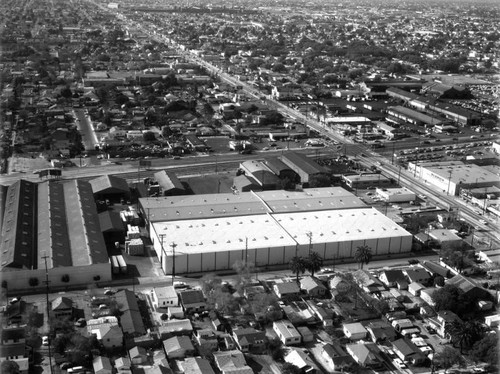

{"left": 140, "top": 188, "right": 412, "bottom": 275}
{"left": 342, "top": 173, "right": 392, "bottom": 190}
{"left": 408, "top": 161, "right": 500, "bottom": 196}
{"left": 386, "top": 106, "right": 443, "bottom": 127}
{"left": 0, "top": 180, "right": 112, "bottom": 292}
{"left": 280, "top": 152, "right": 327, "bottom": 185}
{"left": 375, "top": 187, "right": 416, "bottom": 203}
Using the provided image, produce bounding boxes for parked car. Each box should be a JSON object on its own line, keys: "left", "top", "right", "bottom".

{"left": 42, "top": 336, "right": 49, "bottom": 346}
{"left": 393, "top": 358, "right": 407, "bottom": 369}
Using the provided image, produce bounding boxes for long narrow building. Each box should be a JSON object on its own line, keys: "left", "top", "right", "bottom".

{"left": 0, "top": 179, "right": 111, "bottom": 292}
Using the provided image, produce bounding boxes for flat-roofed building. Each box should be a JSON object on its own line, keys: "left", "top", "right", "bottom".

{"left": 342, "top": 173, "right": 392, "bottom": 189}
{"left": 409, "top": 161, "right": 500, "bottom": 196}
{"left": 150, "top": 207, "right": 412, "bottom": 275}
{"left": 376, "top": 187, "right": 416, "bottom": 203}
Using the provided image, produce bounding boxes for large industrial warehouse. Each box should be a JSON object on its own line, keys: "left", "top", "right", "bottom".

{"left": 140, "top": 187, "right": 413, "bottom": 275}
{"left": 0, "top": 179, "right": 112, "bottom": 292}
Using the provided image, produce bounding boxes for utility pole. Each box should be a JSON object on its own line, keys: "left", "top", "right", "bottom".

{"left": 245, "top": 237, "right": 248, "bottom": 267}
{"left": 447, "top": 169, "right": 453, "bottom": 196}
{"left": 170, "top": 242, "right": 177, "bottom": 284}
{"left": 42, "top": 254, "right": 54, "bottom": 374}
{"left": 306, "top": 231, "right": 313, "bottom": 256}
{"left": 158, "top": 234, "right": 166, "bottom": 269}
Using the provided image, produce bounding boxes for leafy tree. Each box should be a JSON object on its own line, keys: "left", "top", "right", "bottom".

{"left": 446, "top": 320, "right": 484, "bottom": 353}
{"left": 60, "top": 86, "right": 73, "bottom": 99}
{"left": 267, "top": 338, "right": 285, "bottom": 361}
{"left": 232, "top": 260, "right": 255, "bottom": 292}
{"left": 289, "top": 256, "right": 307, "bottom": 283}
{"left": 305, "top": 252, "right": 323, "bottom": 277}
{"left": 469, "top": 333, "right": 498, "bottom": 367}
{"left": 1, "top": 360, "right": 19, "bottom": 374}
{"left": 308, "top": 174, "right": 331, "bottom": 188}
{"left": 433, "top": 346, "right": 465, "bottom": 373}
{"left": 433, "top": 275, "right": 445, "bottom": 287}
{"left": 143, "top": 131, "right": 156, "bottom": 142}
{"left": 354, "top": 245, "right": 373, "bottom": 270}
{"left": 281, "top": 363, "right": 302, "bottom": 374}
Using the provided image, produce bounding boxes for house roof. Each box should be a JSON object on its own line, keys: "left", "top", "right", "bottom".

{"left": 154, "top": 170, "right": 185, "bottom": 192}
{"left": 285, "top": 348, "right": 319, "bottom": 372}
{"left": 300, "top": 276, "right": 327, "bottom": 291}
{"left": 52, "top": 296, "right": 73, "bottom": 311}
{"left": 89, "top": 175, "right": 129, "bottom": 195}
{"left": 179, "top": 290, "right": 205, "bottom": 305}
{"left": 114, "top": 357, "right": 131, "bottom": 370}
{"left": 93, "top": 356, "right": 113, "bottom": 372}
{"left": 344, "top": 323, "right": 368, "bottom": 335}
{"left": 421, "top": 261, "right": 450, "bottom": 278}
{"left": 129, "top": 345, "right": 147, "bottom": 358}
{"left": 181, "top": 357, "right": 215, "bottom": 374}
{"left": 280, "top": 152, "right": 326, "bottom": 175}
{"left": 274, "top": 281, "right": 300, "bottom": 295}
{"left": 1, "top": 327, "right": 25, "bottom": 341}
{"left": 233, "top": 328, "right": 267, "bottom": 345}
{"left": 392, "top": 338, "right": 425, "bottom": 359}
{"left": 381, "top": 269, "right": 406, "bottom": 283}
{"left": 121, "top": 310, "right": 146, "bottom": 335}
{"left": 405, "top": 268, "right": 431, "bottom": 283}
{"left": 213, "top": 350, "right": 249, "bottom": 371}
{"left": 347, "top": 343, "right": 381, "bottom": 365}
{"left": 159, "top": 319, "right": 193, "bottom": 334}
{"left": 99, "top": 211, "right": 125, "bottom": 232}
{"left": 163, "top": 335, "right": 194, "bottom": 355}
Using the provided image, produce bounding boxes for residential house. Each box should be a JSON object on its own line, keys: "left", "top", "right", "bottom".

{"left": 178, "top": 290, "right": 206, "bottom": 314}
{"left": 352, "top": 270, "right": 385, "bottom": 293}
{"left": 223, "top": 335, "right": 236, "bottom": 350}
{"left": 379, "top": 270, "right": 406, "bottom": 288}
{"left": 243, "top": 285, "right": 266, "bottom": 301}
{"left": 157, "top": 319, "right": 193, "bottom": 339}
{"left": 194, "top": 329, "right": 218, "bottom": 352}
{"left": 404, "top": 268, "right": 431, "bottom": 285}
{"left": 392, "top": 338, "right": 426, "bottom": 365}
{"left": 408, "top": 282, "right": 426, "bottom": 296}
{"left": 213, "top": 350, "right": 253, "bottom": 374}
{"left": 285, "top": 348, "right": 319, "bottom": 374}
{"left": 152, "top": 286, "right": 179, "bottom": 311}
{"left": 420, "top": 261, "right": 452, "bottom": 279}
{"left": 0, "top": 327, "right": 29, "bottom": 374}
{"left": 129, "top": 346, "right": 148, "bottom": 365}
{"left": 232, "top": 328, "right": 267, "bottom": 353}
{"left": 273, "top": 320, "right": 302, "bottom": 346}
{"left": 167, "top": 306, "right": 185, "bottom": 319}
{"left": 162, "top": 336, "right": 195, "bottom": 359}
{"left": 343, "top": 323, "right": 368, "bottom": 340}
{"left": 419, "top": 288, "right": 438, "bottom": 306}
{"left": 51, "top": 297, "right": 73, "bottom": 319}
{"left": 91, "top": 324, "right": 123, "bottom": 350}
{"left": 297, "top": 327, "right": 314, "bottom": 343}
{"left": 321, "top": 343, "right": 355, "bottom": 372}
{"left": 307, "top": 301, "right": 334, "bottom": 326}
{"left": 114, "top": 357, "right": 131, "bottom": 372}
{"left": 428, "top": 310, "right": 462, "bottom": 338}
{"left": 346, "top": 343, "right": 384, "bottom": 370}
{"left": 179, "top": 357, "right": 216, "bottom": 374}
{"left": 93, "top": 356, "right": 113, "bottom": 374}
{"left": 273, "top": 281, "right": 301, "bottom": 299}
{"left": 115, "top": 289, "right": 146, "bottom": 336}
{"left": 300, "top": 277, "right": 327, "bottom": 297}
{"left": 365, "top": 323, "right": 398, "bottom": 343}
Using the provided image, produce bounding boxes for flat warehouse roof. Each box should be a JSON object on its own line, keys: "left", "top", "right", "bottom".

{"left": 141, "top": 187, "right": 365, "bottom": 222}
{"left": 151, "top": 208, "right": 411, "bottom": 255}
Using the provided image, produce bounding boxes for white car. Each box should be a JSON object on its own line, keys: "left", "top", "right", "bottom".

{"left": 393, "top": 358, "right": 407, "bottom": 369}
{"left": 42, "top": 336, "right": 49, "bottom": 346}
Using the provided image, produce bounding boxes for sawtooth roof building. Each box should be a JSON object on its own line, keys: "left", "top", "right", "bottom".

{"left": 0, "top": 179, "right": 111, "bottom": 292}
{"left": 139, "top": 187, "right": 412, "bottom": 275}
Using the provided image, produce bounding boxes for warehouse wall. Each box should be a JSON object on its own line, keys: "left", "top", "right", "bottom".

{"left": 1, "top": 263, "right": 112, "bottom": 293}
{"left": 159, "top": 235, "right": 413, "bottom": 275}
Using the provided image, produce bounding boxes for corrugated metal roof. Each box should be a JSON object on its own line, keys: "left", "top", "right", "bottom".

{"left": 280, "top": 152, "right": 326, "bottom": 175}
{"left": 263, "top": 157, "right": 294, "bottom": 175}
{"left": 0, "top": 180, "right": 37, "bottom": 270}
{"left": 89, "top": 175, "right": 129, "bottom": 194}
{"left": 154, "top": 170, "right": 185, "bottom": 192}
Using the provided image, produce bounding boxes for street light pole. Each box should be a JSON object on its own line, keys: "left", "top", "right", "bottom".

{"left": 170, "top": 242, "right": 177, "bottom": 284}
{"left": 42, "top": 254, "right": 54, "bottom": 374}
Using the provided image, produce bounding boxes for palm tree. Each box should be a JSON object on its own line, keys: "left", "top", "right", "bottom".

{"left": 289, "top": 256, "right": 307, "bottom": 283}
{"left": 354, "top": 245, "right": 373, "bottom": 270}
{"left": 446, "top": 320, "right": 484, "bottom": 353}
{"left": 306, "top": 252, "right": 323, "bottom": 277}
